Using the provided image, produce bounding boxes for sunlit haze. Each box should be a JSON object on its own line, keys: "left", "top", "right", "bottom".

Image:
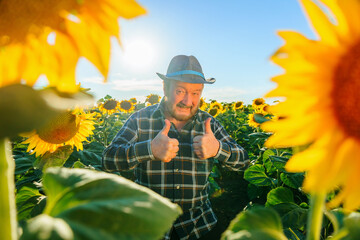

{"left": 76, "top": 0, "right": 315, "bottom": 104}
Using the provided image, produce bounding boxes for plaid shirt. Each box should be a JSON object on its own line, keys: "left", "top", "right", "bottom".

{"left": 102, "top": 100, "right": 249, "bottom": 240}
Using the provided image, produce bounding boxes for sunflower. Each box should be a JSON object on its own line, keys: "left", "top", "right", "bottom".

{"left": 199, "top": 97, "right": 208, "bottom": 111}
{"left": 99, "top": 99, "right": 119, "bottom": 115}
{"left": 222, "top": 103, "right": 233, "bottom": 112}
{"left": 233, "top": 101, "right": 244, "bottom": 111}
{"left": 208, "top": 108, "right": 220, "bottom": 118}
{"left": 119, "top": 100, "right": 135, "bottom": 113}
{"left": 21, "top": 109, "right": 95, "bottom": 157}
{"left": 130, "top": 97, "right": 138, "bottom": 104}
{"left": 258, "top": 103, "right": 271, "bottom": 115}
{"left": 252, "top": 98, "right": 265, "bottom": 110}
{"left": 209, "top": 101, "right": 223, "bottom": 112}
{"left": 248, "top": 113, "right": 262, "bottom": 128}
{"left": 145, "top": 94, "right": 161, "bottom": 106}
{"left": 0, "top": 0, "right": 146, "bottom": 92}
{"left": 262, "top": 0, "right": 360, "bottom": 211}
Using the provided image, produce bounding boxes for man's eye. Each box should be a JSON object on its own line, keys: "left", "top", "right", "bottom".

{"left": 176, "top": 90, "right": 185, "bottom": 95}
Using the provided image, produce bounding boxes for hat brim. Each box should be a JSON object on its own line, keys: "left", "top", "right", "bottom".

{"left": 156, "top": 73, "right": 215, "bottom": 84}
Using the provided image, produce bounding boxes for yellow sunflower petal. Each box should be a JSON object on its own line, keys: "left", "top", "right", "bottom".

{"left": 0, "top": 0, "right": 146, "bottom": 91}
{"left": 265, "top": 0, "right": 360, "bottom": 210}
{"left": 66, "top": 20, "right": 110, "bottom": 81}
{"left": 331, "top": 0, "right": 360, "bottom": 38}
{"left": 21, "top": 109, "right": 95, "bottom": 156}
{"left": 300, "top": 0, "right": 339, "bottom": 46}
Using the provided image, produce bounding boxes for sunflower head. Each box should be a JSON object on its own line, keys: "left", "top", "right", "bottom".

{"left": 252, "top": 98, "right": 265, "bottom": 110}
{"left": 257, "top": 103, "right": 271, "bottom": 115}
{"left": 223, "top": 103, "right": 233, "bottom": 112}
{"left": 208, "top": 108, "right": 220, "bottom": 118}
{"left": 199, "top": 97, "right": 208, "bottom": 111}
{"left": 130, "top": 98, "right": 137, "bottom": 104}
{"left": 261, "top": 0, "right": 360, "bottom": 211}
{"left": 119, "top": 100, "right": 135, "bottom": 113}
{"left": 21, "top": 109, "right": 95, "bottom": 156}
{"left": 99, "top": 99, "right": 119, "bottom": 115}
{"left": 37, "top": 112, "right": 78, "bottom": 144}
{"left": 233, "top": 101, "right": 244, "bottom": 111}
{"left": 145, "top": 94, "right": 161, "bottom": 106}
{"left": 248, "top": 113, "right": 261, "bottom": 128}
{"left": 210, "top": 101, "right": 223, "bottom": 112}
{"left": 0, "top": 0, "right": 146, "bottom": 91}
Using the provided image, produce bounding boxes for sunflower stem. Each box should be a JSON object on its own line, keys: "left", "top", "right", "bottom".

{"left": 0, "top": 138, "right": 17, "bottom": 240}
{"left": 306, "top": 193, "right": 326, "bottom": 240}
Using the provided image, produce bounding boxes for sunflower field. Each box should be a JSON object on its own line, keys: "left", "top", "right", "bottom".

{"left": 2, "top": 0, "right": 360, "bottom": 240}
{"left": 7, "top": 94, "right": 358, "bottom": 240}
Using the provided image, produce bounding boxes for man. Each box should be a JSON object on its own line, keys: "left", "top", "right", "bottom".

{"left": 102, "top": 55, "right": 249, "bottom": 240}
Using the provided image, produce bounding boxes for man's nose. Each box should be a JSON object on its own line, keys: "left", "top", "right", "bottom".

{"left": 181, "top": 93, "right": 192, "bottom": 106}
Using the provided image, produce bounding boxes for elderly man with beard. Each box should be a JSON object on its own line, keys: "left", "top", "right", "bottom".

{"left": 102, "top": 55, "right": 249, "bottom": 240}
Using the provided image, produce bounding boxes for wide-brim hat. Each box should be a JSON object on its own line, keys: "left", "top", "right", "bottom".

{"left": 156, "top": 55, "right": 215, "bottom": 84}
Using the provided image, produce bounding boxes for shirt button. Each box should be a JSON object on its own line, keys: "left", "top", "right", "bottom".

{"left": 174, "top": 169, "right": 179, "bottom": 172}
{"left": 176, "top": 185, "right": 180, "bottom": 189}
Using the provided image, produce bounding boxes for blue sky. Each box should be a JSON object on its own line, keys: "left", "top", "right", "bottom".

{"left": 76, "top": 0, "right": 315, "bottom": 104}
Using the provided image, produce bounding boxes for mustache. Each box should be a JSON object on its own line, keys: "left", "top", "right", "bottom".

{"left": 177, "top": 103, "right": 192, "bottom": 109}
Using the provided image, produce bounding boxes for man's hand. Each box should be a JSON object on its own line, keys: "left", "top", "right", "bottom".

{"left": 193, "top": 118, "right": 220, "bottom": 159}
{"left": 151, "top": 119, "right": 179, "bottom": 162}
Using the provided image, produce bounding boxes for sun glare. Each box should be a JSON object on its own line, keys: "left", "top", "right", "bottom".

{"left": 121, "top": 38, "right": 158, "bottom": 72}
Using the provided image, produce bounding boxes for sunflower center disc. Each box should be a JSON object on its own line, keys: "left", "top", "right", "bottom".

{"left": 209, "top": 108, "right": 218, "bottom": 116}
{"left": 148, "top": 95, "right": 159, "bottom": 104}
{"left": 333, "top": 41, "right": 360, "bottom": 140}
{"left": 254, "top": 99, "right": 264, "bottom": 106}
{"left": 103, "top": 100, "right": 117, "bottom": 110}
{"left": 121, "top": 101, "right": 131, "bottom": 110}
{"left": 37, "top": 112, "right": 79, "bottom": 144}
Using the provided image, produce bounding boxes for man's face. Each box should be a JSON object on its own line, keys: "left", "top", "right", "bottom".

{"left": 164, "top": 80, "right": 204, "bottom": 121}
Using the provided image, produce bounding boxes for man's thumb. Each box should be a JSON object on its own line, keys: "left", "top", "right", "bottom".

{"left": 161, "top": 119, "right": 171, "bottom": 135}
{"left": 205, "top": 118, "right": 213, "bottom": 134}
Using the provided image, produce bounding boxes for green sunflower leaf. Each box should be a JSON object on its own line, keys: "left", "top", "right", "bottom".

{"left": 244, "top": 164, "right": 276, "bottom": 187}
{"left": 342, "top": 212, "right": 360, "bottom": 240}
{"left": 265, "top": 187, "right": 295, "bottom": 207}
{"left": 221, "top": 206, "right": 287, "bottom": 240}
{"left": 280, "top": 172, "right": 304, "bottom": 189}
{"left": 21, "top": 168, "right": 182, "bottom": 240}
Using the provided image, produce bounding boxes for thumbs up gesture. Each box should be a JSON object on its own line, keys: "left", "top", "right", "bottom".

{"left": 151, "top": 119, "right": 179, "bottom": 162}
{"left": 193, "top": 118, "right": 220, "bottom": 159}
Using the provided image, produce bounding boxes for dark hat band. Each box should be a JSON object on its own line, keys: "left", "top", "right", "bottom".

{"left": 166, "top": 70, "right": 205, "bottom": 79}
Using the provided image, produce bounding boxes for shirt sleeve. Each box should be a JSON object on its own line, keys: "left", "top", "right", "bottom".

{"left": 102, "top": 114, "right": 155, "bottom": 172}
{"left": 211, "top": 118, "right": 250, "bottom": 171}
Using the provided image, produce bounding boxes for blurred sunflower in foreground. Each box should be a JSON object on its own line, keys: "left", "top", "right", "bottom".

{"left": 146, "top": 94, "right": 161, "bottom": 106}
{"left": 119, "top": 100, "right": 135, "bottom": 113}
{"left": 22, "top": 109, "right": 95, "bottom": 157}
{"left": 99, "top": 99, "right": 119, "bottom": 115}
{"left": 0, "top": 0, "right": 146, "bottom": 92}
{"left": 262, "top": 0, "right": 360, "bottom": 211}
